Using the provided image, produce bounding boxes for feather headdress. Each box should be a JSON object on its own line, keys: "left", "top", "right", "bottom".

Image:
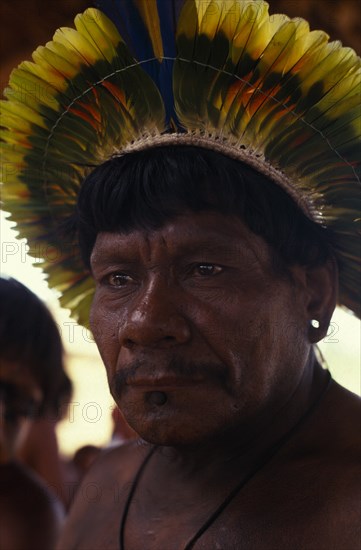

{"left": 1, "top": 0, "right": 360, "bottom": 325}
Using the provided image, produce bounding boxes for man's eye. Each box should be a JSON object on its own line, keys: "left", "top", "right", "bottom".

{"left": 195, "top": 264, "right": 223, "bottom": 276}
{"left": 106, "top": 273, "right": 132, "bottom": 287}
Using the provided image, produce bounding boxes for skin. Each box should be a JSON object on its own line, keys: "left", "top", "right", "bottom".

{"left": 0, "top": 461, "right": 63, "bottom": 550}
{"left": 0, "top": 360, "right": 64, "bottom": 549}
{"left": 18, "top": 416, "right": 73, "bottom": 508}
{"left": 0, "top": 359, "right": 43, "bottom": 464}
{"left": 58, "top": 211, "right": 360, "bottom": 550}
{"left": 90, "top": 212, "right": 320, "bottom": 444}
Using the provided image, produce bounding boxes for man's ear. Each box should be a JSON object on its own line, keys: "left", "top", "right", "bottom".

{"left": 302, "top": 257, "right": 338, "bottom": 343}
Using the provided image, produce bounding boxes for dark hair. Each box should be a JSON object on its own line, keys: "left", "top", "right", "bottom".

{"left": 74, "top": 146, "right": 332, "bottom": 271}
{"left": 0, "top": 278, "right": 72, "bottom": 416}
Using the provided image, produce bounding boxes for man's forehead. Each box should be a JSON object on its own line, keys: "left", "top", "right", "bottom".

{"left": 90, "top": 211, "right": 271, "bottom": 265}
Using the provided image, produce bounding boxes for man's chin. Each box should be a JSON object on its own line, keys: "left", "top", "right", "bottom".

{"left": 115, "top": 387, "right": 232, "bottom": 447}
{"left": 121, "top": 410, "right": 214, "bottom": 448}
{"left": 134, "top": 430, "right": 213, "bottom": 449}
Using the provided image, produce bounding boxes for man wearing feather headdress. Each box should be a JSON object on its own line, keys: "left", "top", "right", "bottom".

{"left": 1, "top": 1, "right": 360, "bottom": 549}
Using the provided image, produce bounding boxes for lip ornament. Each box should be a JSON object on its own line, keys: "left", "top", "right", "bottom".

{"left": 148, "top": 391, "right": 168, "bottom": 406}
{"left": 128, "top": 376, "right": 203, "bottom": 388}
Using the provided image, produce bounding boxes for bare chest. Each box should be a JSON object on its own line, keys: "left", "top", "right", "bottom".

{"left": 64, "top": 466, "right": 359, "bottom": 550}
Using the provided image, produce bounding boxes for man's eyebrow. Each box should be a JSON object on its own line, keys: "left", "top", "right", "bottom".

{"left": 173, "top": 241, "right": 246, "bottom": 258}
{"left": 168, "top": 230, "right": 259, "bottom": 256}
{"left": 90, "top": 243, "right": 131, "bottom": 265}
{"left": 92, "top": 234, "right": 259, "bottom": 259}
{"left": 90, "top": 250, "right": 138, "bottom": 266}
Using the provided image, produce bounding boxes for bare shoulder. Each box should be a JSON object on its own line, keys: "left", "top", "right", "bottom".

{"left": 57, "top": 441, "right": 150, "bottom": 550}
{"left": 0, "top": 461, "right": 63, "bottom": 550}
{"left": 315, "top": 382, "right": 360, "bottom": 546}
{"left": 77, "top": 439, "right": 151, "bottom": 489}
{"left": 292, "top": 380, "right": 360, "bottom": 494}
{"left": 320, "top": 381, "right": 360, "bottom": 453}
{"left": 223, "top": 382, "right": 360, "bottom": 550}
{"left": 321, "top": 382, "right": 361, "bottom": 506}
{"left": 280, "top": 380, "right": 361, "bottom": 548}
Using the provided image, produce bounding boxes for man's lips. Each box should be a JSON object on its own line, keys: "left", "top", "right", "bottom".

{"left": 111, "top": 359, "right": 228, "bottom": 399}
{"left": 125, "top": 376, "right": 203, "bottom": 390}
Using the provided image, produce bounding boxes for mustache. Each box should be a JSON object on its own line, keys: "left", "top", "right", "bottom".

{"left": 111, "top": 357, "right": 228, "bottom": 397}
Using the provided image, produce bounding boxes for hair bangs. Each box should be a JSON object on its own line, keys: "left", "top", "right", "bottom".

{"left": 74, "top": 146, "right": 332, "bottom": 270}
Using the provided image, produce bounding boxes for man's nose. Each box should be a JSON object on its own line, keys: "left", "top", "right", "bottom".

{"left": 118, "top": 280, "right": 192, "bottom": 349}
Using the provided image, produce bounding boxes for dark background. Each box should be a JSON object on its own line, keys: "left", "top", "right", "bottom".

{"left": 1, "top": 0, "right": 360, "bottom": 94}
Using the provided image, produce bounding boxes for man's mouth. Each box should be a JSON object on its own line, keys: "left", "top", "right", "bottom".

{"left": 111, "top": 357, "right": 228, "bottom": 400}
{"left": 126, "top": 375, "right": 203, "bottom": 390}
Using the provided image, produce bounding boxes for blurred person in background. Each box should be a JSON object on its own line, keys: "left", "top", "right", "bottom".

{"left": 72, "top": 444, "right": 102, "bottom": 478}
{"left": 0, "top": 277, "right": 72, "bottom": 548}
{"left": 109, "top": 406, "right": 138, "bottom": 447}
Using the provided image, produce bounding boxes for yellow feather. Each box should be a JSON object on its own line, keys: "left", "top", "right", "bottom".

{"left": 256, "top": 20, "right": 303, "bottom": 75}
{"left": 299, "top": 45, "right": 359, "bottom": 96}
{"left": 1, "top": 100, "right": 46, "bottom": 129}
{"left": 197, "top": 0, "right": 224, "bottom": 37}
{"left": 45, "top": 40, "right": 85, "bottom": 72}
{"left": 194, "top": 0, "right": 215, "bottom": 29}
{"left": 20, "top": 59, "right": 68, "bottom": 93}
{"left": 177, "top": 0, "right": 198, "bottom": 40}
{"left": 54, "top": 26, "right": 100, "bottom": 65}
{"left": 231, "top": 2, "right": 270, "bottom": 57}
{"left": 0, "top": 180, "right": 29, "bottom": 199}
{"left": 7, "top": 67, "right": 61, "bottom": 111}
{"left": 94, "top": 9, "right": 125, "bottom": 46}
{"left": 75, "top": 9, "right": 121, "bottom": 63}
{"left": 135, "top": 0, "right": 163, "bottom": 60}
{"left": 32, "top": 45, "right": 79, "bottom": 81}
{"left": 266, "top": 12, "right": 288, "bottom": 36}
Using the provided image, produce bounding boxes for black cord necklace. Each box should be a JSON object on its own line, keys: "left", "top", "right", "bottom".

{"left": 119, "top": 373, "right": 332, "bottom": 550}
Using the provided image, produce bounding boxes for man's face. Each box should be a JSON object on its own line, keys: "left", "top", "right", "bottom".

{"left": 0, "top": 359, "right": 42, "bottom": 462}
{"left": 90, "top": 211, "right": 310, "bottom": 446}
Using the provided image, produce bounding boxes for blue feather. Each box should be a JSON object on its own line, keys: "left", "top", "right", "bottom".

{"left": 96, "top": 0, "right": 185, "bottom": 124}
{"left": 95, "top": 0, "right": 154, "bottom": 60}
